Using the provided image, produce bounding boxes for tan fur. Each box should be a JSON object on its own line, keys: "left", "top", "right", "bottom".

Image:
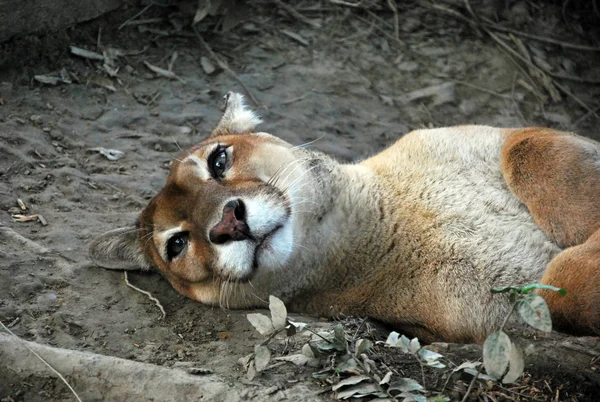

{"left": 501, "top": 128, "right": 600, "bottom": 247}
{"left": 539, "top": 228, "right": 600, "bottom": 335}
{"left": 90, "top": 94, "right": 600, "bottom": 343}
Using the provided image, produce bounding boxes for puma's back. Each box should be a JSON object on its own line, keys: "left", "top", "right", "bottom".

{"left": 90, "top": 93, "right": 600, "bottom": 343}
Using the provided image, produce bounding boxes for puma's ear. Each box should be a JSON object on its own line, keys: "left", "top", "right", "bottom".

{"left": 211, "top": 91, "right": 262, "bottom": 137}
{"left": 89, "top": 226, "right": 151, "bottom": 271}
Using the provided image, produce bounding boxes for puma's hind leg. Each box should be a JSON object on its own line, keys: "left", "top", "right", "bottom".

{"left": 538, "top": 228, "right": 600, "bottom": 336}
{"left": 501, "top": 127, "right": 600, "bottom": 248}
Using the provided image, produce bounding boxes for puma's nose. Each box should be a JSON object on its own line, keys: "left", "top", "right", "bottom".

{"left": 209, "top": 199, "right": 251, "bottom": 244}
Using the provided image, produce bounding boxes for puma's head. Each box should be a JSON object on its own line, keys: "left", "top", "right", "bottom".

{"left": 90, "top": 92, "right": 316, "bottom": 304}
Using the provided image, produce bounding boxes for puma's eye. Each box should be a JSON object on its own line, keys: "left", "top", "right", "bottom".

{"left": 208, "top": 146, "right": 229, "bottom": 178}
{"left": 166, "top": 232, "right": 189, "bottom": 261}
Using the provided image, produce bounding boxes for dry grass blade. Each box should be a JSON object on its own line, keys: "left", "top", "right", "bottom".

{"left": 274, "top": 0, "right": 321, "bottom": 28}
{"left": 0, "top": 320, "right": 82, "bottom": 402}
{"left": 456, "top": 0, "right": 600, "bottom": 120}
{"left": 123, "top": 271, "right": 166, "bottom": 320}
{"left": 386, "top": 0, "right": 399, "bottom": 42}
{"left": 281, "top": 30, "right": 309, "bottom": 46}
{"left": 119, "top": 2, "right": 153, "bottom": 30}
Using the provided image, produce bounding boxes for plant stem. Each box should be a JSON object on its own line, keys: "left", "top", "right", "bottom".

{"left": 461, "top": 297, "right": 520, "bottom": 402}
{"left": 416, "top": 354, "right": 426, "bottom": 389}
{"left": 304, "top": 327, "right": 334, "bottom": 344}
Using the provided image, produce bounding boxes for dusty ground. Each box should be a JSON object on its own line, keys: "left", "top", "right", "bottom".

{"left": 1, "top": 0, "right": 599, "bottom": 400}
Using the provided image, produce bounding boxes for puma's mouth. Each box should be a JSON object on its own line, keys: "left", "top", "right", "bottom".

{"left": 253, "top": 223, "right": 284, "bottom": 269}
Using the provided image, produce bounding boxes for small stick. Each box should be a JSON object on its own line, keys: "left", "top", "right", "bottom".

{"left": 573, "top": 104, "right": 600, "bottom": 127}
{"left": 511, "top": 73, "right": 528, "bottom": 126}
{"left": 0, "top": 320, "right": 82, "bottom": 402}
{"left": 7, "top": 317, "right": 20, "bottom": 328}
{"left": 274, "top": 0, "right": 321, "bottom": 28}
{"left": 454, "top": 80, "right": 515, "bottom": 100}
{"left": 120, "top": 18, "right": 163, "bottom": 27}
{"left": 97, "top": 27, "right": 102, "bottom": 50}
{"left": 386, "top": 0, "right": 400, "bottom": 43}
{"left": 329, "top": 0, "right": 366, "bottom": 8}
{"left": 119, "top": 2, "right": 153, "bottom": 30}
{"left": 281, "top": 30, "right": 309, "bottom": 47}
{"left": 123, "top": 271, "right": 166, "bottom": 320}
{"left": 359, "top": 12, "right": 405, "bottom": 46}
{"left": 70, "top": 46, "right": 105, "bottom": 62}
{"left": 143, "top": 61, "right": 186, "bottom": 84}
{"left": 482, "top": 20, "right": 600, "bottom": 52}
{"left": 459, "top": 0, "right": 599, "bottom": 119}
{"left": 429, "top": 3, "right": 600, "bottom": 52}
{"left": 191, "top": 26, "right": 262, "bottom": 108}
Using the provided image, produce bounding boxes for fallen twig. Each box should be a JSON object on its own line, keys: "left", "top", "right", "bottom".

{"left": 329, "top": 0, "right": 368, "bottom": 8}
{"left": 281, "top": 30, "right": 309, "bottom": 47}
{"left": 460, "top": 0, "right": 599, "bottom": 119}
{"left": 0, "top": 320, "right": 82, "bottom": 402}
{"left": 360, "top": 12, "right": 405, "bottom": 46}
{"left": 121, "top": 17, "right": 163, "bottom": 27}
{"left": 573, "top": 104, "right": 600, "bottom": 127}
{"left": 481, "top": 19, "right": 600, "bottom": 52}
{"left": 70, "top": 46, "right": 105, "bottom": 62}
{"left": 143, "top": 61, "right": 186, "bottom": 83}
{"left": 274, "top": 0, "right": 321, "bottom": 28}
{"left": 119, "top": 2, "right": 154, "bottom": 30}
{"left": 123, "top": 271, "right": 166, "bottom": 320}
{"left": 386, "top": 0, "right": 400, "bottom": 43}
{"left": 191, "top": 26, "right": 262, "bottom": 108}
{"left": 429, "top": 2, "right": 600, "bottom": 52}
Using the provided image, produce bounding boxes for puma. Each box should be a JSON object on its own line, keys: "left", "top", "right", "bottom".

{"left": 90, "top": 92, "right": 600, "bottom": 343}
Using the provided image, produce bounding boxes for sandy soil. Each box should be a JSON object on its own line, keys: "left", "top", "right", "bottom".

{"left": 1, "top": 0, "right": 599, "bottom": 400}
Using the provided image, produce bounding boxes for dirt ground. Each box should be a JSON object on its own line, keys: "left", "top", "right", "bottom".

{"left": 1, "top": 0, "right": 599, "bottom": 401}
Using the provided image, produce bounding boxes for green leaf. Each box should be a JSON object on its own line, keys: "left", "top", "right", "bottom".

{"left": 246, "top": 313, "right": 274, "bottom": 336}
{"left": 418, "top": 349, "right": 446, "bottom": 368}
{"left": 335, "top": 357, "right": 360, "bottom": 374}
{"left": 333, "top": 324, "right": 348, "bottom": 352}
{"left": 409, "top": 337, "right": 421, "bottom": 354}
{"left": 384, "top": 331, "right": 411, "bottom": 353}
{"left": 521, "top": 284, "right": 567, "bottom": 296}
{"left": 254, "top": 345, "right": 271, "bottom": 372}
{"left": 388, "top": 378, "right": 424, "bottom": 393}
{"left": 452, "top": 361, "right": 480, "bottom": 373}
{"left": 502, "top": 342, "right": 525, "bottom": 384}
{"left": 483, "top": 330, "right": 512, "bottom": 379}
{"left": 379, "top": 371, "right": 393, "bottom": 385}
{"left": 268, "top": 295, "right": 287, "bottom": 331}
{"left": 332, "top": 375, "right": 371, "bottom": 391}
{"left": 336, "top": 383, "right": 383, "bottom": 400}
{"left": 418, "top": 348, "right": 443, "bottom": 363}
{"left": 356, "top": 338, "right": 373, "bottom": 355}
{"left": 312, "top": 326, "right": 347, "bottom": 354}
{"left": 516, "top": 293, "right": 552, "bottom": 332}
{"left": 399, "top": 393, "right": 427, "bottom": 402}
{"left": 274, "top": 353, "right": 312, "bottom": 366}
